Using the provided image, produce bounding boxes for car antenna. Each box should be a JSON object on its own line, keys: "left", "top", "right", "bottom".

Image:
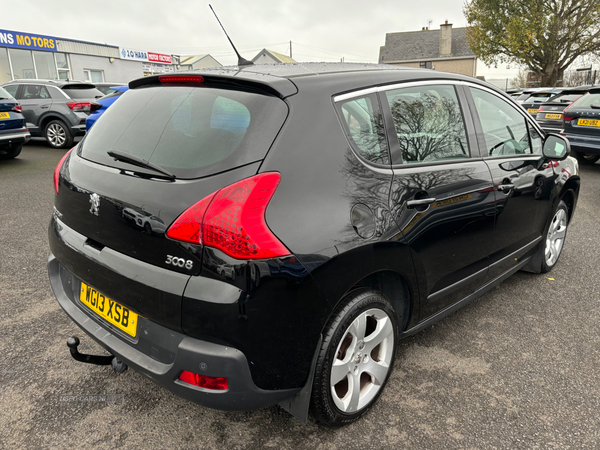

{"left": 209, "top": 4, "right": 253, "bottom": 66}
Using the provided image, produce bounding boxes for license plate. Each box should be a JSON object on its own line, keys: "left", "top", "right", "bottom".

{"left": 545, "top": 113, "right": 562, "bottom": 119}
{"left": 0, "top": 112, "right": 9, "bottom": 119}
{"left": 578, "top": 118, "right": 600, "bottom": 127}
{"left": 79, "top": 283, "right": 138, "bottom": 337}
{"left": 527, "top": 108, "right": 539, "bottom": 113}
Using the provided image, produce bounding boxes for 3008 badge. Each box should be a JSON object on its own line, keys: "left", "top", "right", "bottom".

{"left": 165, "top": 255, "right": 193, "bottom": 270}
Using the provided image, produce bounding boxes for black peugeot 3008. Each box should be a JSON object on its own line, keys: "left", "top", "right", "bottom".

{"left": 49, "top": 64, "right": 579, "bottom": 426}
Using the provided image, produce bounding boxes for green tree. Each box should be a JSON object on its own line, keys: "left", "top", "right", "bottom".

{"left": 464, "top": 0, "right": 600, "bottom": 86}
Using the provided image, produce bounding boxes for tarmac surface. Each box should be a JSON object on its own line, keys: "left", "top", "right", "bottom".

{"left": 1, "top": 142, "right": 599, "bottom": 449}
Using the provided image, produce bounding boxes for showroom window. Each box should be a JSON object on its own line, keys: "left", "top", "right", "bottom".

{"left": 55, "top": 53, "right": 71, "bottom": 80}
{"left": 33, "top": 51, "right": 57, "bottom": 80}
{"left": 0, "top": 48, "right": 10, "bottom": 84}
{"left": 84, "top": 69, "right": 104, "bottom": 83}
{"left": 8, "top": 48, "right": 35, "bottom": 79}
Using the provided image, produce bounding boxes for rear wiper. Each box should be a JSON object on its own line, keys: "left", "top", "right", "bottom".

{"left": 107, "top": 150, "right": 176, "bottom": 179}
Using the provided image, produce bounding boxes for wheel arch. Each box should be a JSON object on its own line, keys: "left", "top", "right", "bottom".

{"left": 38, "top": 112, "right": 72, "bottom": 134}
{"left": 559, "top": 178, "right": 580, "bottom": 221}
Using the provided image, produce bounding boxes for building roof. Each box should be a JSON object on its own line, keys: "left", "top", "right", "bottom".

{"left": 180, "top": 54, "right": 221, "bottom": 66}
{"left": 379, "top": 27, "right": 475, "bottom": 63}
{"left": 251, "top": 49, "right": 296, "bottom": 64}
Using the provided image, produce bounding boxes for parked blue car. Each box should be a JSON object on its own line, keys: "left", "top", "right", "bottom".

{"left": 86, "top": 86, "right": 129, "bottom": 131}
{"left": 0, "top": 85, "right": 30, "bottom": 160}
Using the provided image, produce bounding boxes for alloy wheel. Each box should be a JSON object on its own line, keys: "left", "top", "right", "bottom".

{"left": 330, "top": 308, "right": 394, "bottom": 413}
{"left": 47, "top": 123, "right": 67, "bottom": 147}
{"left": 545, "top": 208, "right": 567, "bottom": 266}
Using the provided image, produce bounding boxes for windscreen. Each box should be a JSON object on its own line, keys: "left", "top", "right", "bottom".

{"left": 79, "top": 85, "right": 288, "bottom": 178}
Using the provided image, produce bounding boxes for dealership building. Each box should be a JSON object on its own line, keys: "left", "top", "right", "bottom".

{"left": 0, "top": 28, "right": 222, "bottom": 85}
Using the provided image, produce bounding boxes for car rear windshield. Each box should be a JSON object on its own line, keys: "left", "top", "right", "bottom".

{"left": 570, "top": 93, "right": 600, "bottom": 109}
{"left": 528, "top": 92, "right": 554, "bottom": 103}
{"left": 547, "top": 94, "right": 583, "bottom": 104}
{"left": 61, "top": 85, "right": 104, "bottom": 99}
{"left": 79, "top": 85, "right": 288, "bottom": 179}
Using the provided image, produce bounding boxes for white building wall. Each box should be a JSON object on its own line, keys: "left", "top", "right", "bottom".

{"left": 68, "top": 54, "right": 144, "bottom": 83}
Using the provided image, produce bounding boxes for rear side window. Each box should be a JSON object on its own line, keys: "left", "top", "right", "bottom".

{"left": 0, "top": 85, "right": 13, "bottom": 99}
{"left": 384, "top": 84, "right": 469, "bottom": 163}
{"left": 3, "top": 84, "right": 18, "bottom": 98}
{"left": 469, "top": 87, "right": 534, "bottom": 156}
{"left": 336, "top": 94, "right": 388, "bottom": 164}
{"left": 80, "top": 85, "right": 287, "bottom": 178}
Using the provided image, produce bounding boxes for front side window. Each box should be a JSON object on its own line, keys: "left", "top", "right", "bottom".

{"left": 469, "top": 87, "right": 533, "bottom": 156}
{"left": 384, "top": 84, "right": 469, "bottom": 163}
{"left": 22, "top": 84, "right": 50, "bottom": 100}
{"left": 336, "top": 94, "right": 388, "bottom": 164}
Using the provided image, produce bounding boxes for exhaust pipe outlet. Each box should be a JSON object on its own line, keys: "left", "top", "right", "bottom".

{"left": 111, "top": 358, "right": 128, "bottom": 374}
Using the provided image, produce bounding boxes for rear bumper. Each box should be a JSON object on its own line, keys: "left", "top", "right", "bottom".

{"left": 0, "top": 129, "right": 31, "bottom": 147}
{"left": 563, "top": 132, "right": 600, "bottom": 154}
{"left": 48, "top": 254, "right": 299, "bottom": 411}
{"left": 70, "top": 124, "right": 87, "bottom": 137}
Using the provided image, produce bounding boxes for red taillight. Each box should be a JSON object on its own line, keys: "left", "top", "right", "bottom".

{"left": 179, "top": 371, "right": 228, "bottom": 390}
{"left": 12, "top": 105, "right": 22, "bottom": 112}
{"left": 53, "top": 148, "right": 73, "bottom": 194}
{"left": 538, "top": 106, "right": 544, "bottom": 112}
{"left": 159, "top": 75, "right": 204, "bottom": 84}
{"left": 66, "top": 102, "right": 91, "bottom": 112}
{"left": 167, "top": 172, "right": 290, "bottom": 260}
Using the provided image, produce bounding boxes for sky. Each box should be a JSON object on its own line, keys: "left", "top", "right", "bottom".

{"left": 2, "top": 0, "right": 517, "bottom": 79}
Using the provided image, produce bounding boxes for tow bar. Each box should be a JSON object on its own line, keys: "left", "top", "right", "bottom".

{"left": 67, "top": 336, "right": 128, "bottom": 373}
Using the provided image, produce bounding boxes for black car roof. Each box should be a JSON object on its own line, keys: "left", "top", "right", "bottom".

{"left": 130, "top": 62, "right": 497, "bottom": 99}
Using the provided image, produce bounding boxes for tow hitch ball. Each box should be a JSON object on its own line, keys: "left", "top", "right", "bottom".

{"left": 67, "top": 336, "right": 128, "bottom": 373}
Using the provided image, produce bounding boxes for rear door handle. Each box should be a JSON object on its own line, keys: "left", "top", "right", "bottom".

{"left": 497, "top": 184, "right": 515, "bottom": 192}
{"left": 406, "top": 198, "right": 437, "bottom": 209}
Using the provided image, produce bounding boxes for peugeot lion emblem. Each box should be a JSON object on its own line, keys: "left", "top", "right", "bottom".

{"left": 89, "top": 193, "right": 100, "bottom": 216}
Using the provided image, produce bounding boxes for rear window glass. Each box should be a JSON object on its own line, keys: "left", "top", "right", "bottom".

{"left": 529, "top": 93, "right": 554, "bottom": 103}
{"left": 0, "top": 86, "right": 14, "bottom": 99}
{"left": 547, "top": 94, "right": 584, "bottom": 104}
{"left": 571, "top": 93, "right": 600, "bottom": 109}
{"left": 61, "top": 86, "right": 104, "bottom": 99}
{"left": 80, "top": 85, "right": 287, "bottom": 178}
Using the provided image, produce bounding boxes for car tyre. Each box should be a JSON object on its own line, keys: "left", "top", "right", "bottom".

{"left": 541, "top": 200, "right": 569, "bottom": 273}
{"left": 0, "top": 145, "right": 22, "bottom": 160}
{"left": 573, "top": 150, "right": 600, "bottom": 165}
{"left": 310, "top": 289, "right": 398, "bottom": 427}
{"left": 45, "top": 120, "right": 73, "bottom": 149}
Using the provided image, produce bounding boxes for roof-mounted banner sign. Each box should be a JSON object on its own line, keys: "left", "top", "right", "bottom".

{"left": 148, "top": 52, "right": 172, "bottom": 64}
{"left": 119, "top": 47, "right": 149, "bottom": 62}
{"left": 0, "top": 29, "right": 57, "bottom": 52}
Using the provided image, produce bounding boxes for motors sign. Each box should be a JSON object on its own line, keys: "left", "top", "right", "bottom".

{"left": 148, "top": 52, "right": 172, "bottom": 64}
{"left": 0, "top": 29, "right": 57, "bottom": 52}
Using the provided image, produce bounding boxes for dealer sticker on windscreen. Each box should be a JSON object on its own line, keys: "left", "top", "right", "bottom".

{"left": 79, "top": 283, "right": 138, "bottom": 337}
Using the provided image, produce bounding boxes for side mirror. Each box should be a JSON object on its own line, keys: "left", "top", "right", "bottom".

{"left": 542, "top": 134, "right": 570, "bottom": 160}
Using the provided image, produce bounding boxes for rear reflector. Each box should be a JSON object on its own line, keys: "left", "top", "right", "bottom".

{"left": 179, "top": 371, "right": 228, "bottom": 390}
{"left": 54, "top": 148, "right": 73, "bottom": 194}
{"left": 159, "top": 75, "right": 204, "bottom": 84}
{"left": 167, "top": 172, "right": 290, "bottom": 260}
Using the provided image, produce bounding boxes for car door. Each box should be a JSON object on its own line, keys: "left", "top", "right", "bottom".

{"left": 16, "top": 84, "right": 53, "bottom": 132}
{"left": 464, "top": 85, "right": 553, "bottom": 279}
{"left": 380, "top": 81, "right": 497, "bottom": 320}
